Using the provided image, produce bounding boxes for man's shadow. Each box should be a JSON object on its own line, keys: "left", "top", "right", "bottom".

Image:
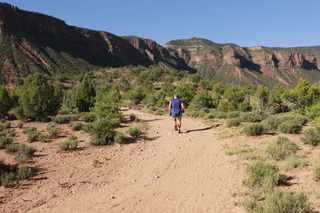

{"left": 185, "top": 127, "right": 212, "bottom": 133}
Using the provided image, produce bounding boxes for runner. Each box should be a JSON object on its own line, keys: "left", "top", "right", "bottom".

{"left": 168, "top": 94, "right": 185, "bottom": 133}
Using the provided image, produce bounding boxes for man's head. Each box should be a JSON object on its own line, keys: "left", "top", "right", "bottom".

{"left": 174, "top": 94, "right": 179, "bottom": 98}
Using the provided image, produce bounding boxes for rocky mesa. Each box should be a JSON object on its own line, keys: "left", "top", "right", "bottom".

{"left": 1, "top": 3, "right": 320, "bottom": 87}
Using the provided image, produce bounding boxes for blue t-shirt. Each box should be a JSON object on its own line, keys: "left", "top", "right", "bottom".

{"left": 171, "top": 99, "right": 182, "bottom": 109}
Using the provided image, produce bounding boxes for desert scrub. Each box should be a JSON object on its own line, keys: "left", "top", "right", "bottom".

{"left": 129, "top": 113, "right": 141, "bottom": 122}
{"left": 1, "top": 172, "right": 15, "bottom": 188}
{"left": 6, "top": 129, "right": 15, "bottom": 137}
{"left": 81, "top": 112, "right": 96, "bottom": 122}
{"left": 0, "top": 136, "right": 13, "bottom": 149}
{"left": 52, "top": 114, "right": 81, "bottom": 124}
{"left": 3, "top": 121, "right": 11, "bottom": 129}
{"left": 246, "top": 190, "right": 313, "bottom": 213}
{"left": 27, "top": 131, "right": 42, "bottom": 142}
{"left": 48, "top": 127, "right": 60, "bottom": 139}
{"left": 126, "top": 124, "right": 142, "bottom": 137}
{"left": 244, "top": 161, "right": 285, "bottom": 190}
{"left": 241, "top": 111, "right": 268, "bottom": 123}
{"left": 22, "top": 126, "right": 37, "bottom": 134}
{"left": 266, "top": 136, "right": 297, "bottom": 160}
{"left": 5, "top": 143, "right": 19, "bottom": 154}
{"left": 278, "top": 120, "right": 303, "bottom": 134}
{"left": 226, "top": 111, "right": 242, "bottom": 119}
{"left": 226, "top": 117, "right": 242, "bottom": 127}
{"left": 262, "top": 115, "right": 284, "bottom": 131}
{"left": 16, "top": 167, "right": 33, "bottom": 181}
{"left": 242, "top": 123, "right": 266, "bottom": 136}
{"left": 70, "top": 121, "right": 83, "bottom": 131}
{"left": 225, "top": 144, "right": 259, "bottom": 160}
{"left": 114, "top": 131, "right": 124, "bottom": 143}
{"left": 14, "top": 144, "right": 36, "bottom": 163}
{"left": 17, "top": 121, "right": 24, "bottom": 129}
{"left": 58, "top": 135, "right": 78, "bottom": 151}
{"left": 300, "top": 126, "right": 320, "bottom": 145}
{"left": 312, "top": 165, "right": 320, "bottom": 181}
{"left": 283, "top": 155, "right": 306, "bottom": 171}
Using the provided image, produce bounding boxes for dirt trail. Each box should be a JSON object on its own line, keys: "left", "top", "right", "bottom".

{"left": 2, "top": 108, "right": 247, "bottom": 213}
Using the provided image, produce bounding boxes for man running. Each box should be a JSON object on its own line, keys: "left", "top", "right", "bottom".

{"left": 168, "top": 94, "right": 185, "bottom": 133}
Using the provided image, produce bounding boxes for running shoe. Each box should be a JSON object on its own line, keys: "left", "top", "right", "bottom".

{"left": 174, "top": 124, "right": 178, "bottom": 131}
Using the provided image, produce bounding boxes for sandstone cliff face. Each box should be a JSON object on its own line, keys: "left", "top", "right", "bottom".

{"left": 165, "top": 38, "right": 320, "bottom": 87}
{"left": 0, "top": 3, "right": 320, "bottom": 87}
{"left": 0, "top": 3, "right": 191, "bottom": 82}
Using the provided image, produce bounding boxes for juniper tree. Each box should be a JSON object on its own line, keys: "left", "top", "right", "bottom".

{"left": 17, "top": 73, "right": 61, "bottom": 121}
{"left": 74, "top": 75, "right": 96, "bottom": 112}
{"left": 0, "top": 86, "right": 11, "bottom": 118}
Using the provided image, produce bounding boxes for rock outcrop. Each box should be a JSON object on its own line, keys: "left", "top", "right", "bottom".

{"left": 0, "top": 3, "right": 320, "bottom": 87}
{"left": 164, "top": 38, "right": 320, "bottom": 87}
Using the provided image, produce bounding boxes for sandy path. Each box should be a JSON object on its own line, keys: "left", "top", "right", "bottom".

{"left": 23, "top": 108, "right": 246, "bottom": 213}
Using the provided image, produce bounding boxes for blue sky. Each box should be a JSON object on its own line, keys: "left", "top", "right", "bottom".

{"left": 2, "top": 0, "right": 320, "bottom": 47}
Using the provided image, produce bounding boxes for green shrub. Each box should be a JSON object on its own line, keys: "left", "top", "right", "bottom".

{"left": 81, "top": 112, "right": 96, "bottom": 122}
{"left": 129, "top": 113, "right": 141, "bottom": 122}
{"left": 3, "top": 121, "right": 11, "bottom": 129}
{"left": 70, "top": 121, "right": 83, "bottom": 131}
{"left": 241, "top": 111, "right": 268, "bottom": 122}
{"left": 22, "top": 126, "right": 37, "bottom": 134}
{"left": 46, "top": 122, "right": 56, "bottom": 130}
{"left": 69, "top": 135, "right": 78, "bottom": 141}
{"left": 0, "top": 131, "right": 6, "bottom": 137}
{"left": 4, "top": 143, "right": 19, "bottom": 154}
{"left": 300, "top": 127, "right": 320, "bottom": 146}
{"left": 16, "top": 167, "right": 33, "bottom": 180}
{"left": 17, "top": 143, "right": 36, "bottom": 158}
{"left": 263, "top": 191, "right": 313, "bottom": 213}
{"left": 39, "top": 134, "right": 48, "bottom": 142}
{"left": 266, "top": 136, "right": 297, "bottom": 160}
{"left": 278, "top": 121, "right": 303, "bottom": 134}
{"left": 209, "top": 111, "right": 227, "bottom": 119}
{"left": 0, "top": 136, "right": 13, "bottom": 149}
{"left": 27, "top": 131, "right": 42, "bottom": 142}
{"left": 283, "top": 155, "right": 307, "bottom": 171}
{"left": 17, "top": 121, "right": 24, "bottom": 129}
{"left": 58, "top": 135, "right": 78, "bottom": 151}
{"left": 48, "top": 127, "right": 60, "bottom": 139}
{"left": 262, "top": 115, "right": 284, "bottom": 131}
{"left": 1, "top": 172, "right": 15, "bottom": 188}
{"left": 6, "top": 129, "right": 15, "bottom": 137}
{"left": 58, "top": 140, "right": 78, "bottom": 151}
{"left": 186, "top": 110, "right": 202, "bottom": 118}
{"left": 114, "top": 131, "right": 124, "bottom": 143}
{"left": 84, "top": 118, "right": 118, "bottom": 146}
{"left": 52, "top": 114, "right": 81, "bottom": 124}
{"left": 226, "top": 111, "right": 242, "bottom": 119}
{"left": 126, "top": 125, "right": 142, "bottom": 137}
{"left": 226, "top": 117, "right": 242, "bottom": 127}
{"left": 0, "top": 124, "right": 4, "bottom": 131}
{"left": 242, "top": 123, "right": 266, "bottom": 136}
{"left": 244, "top": 161, "right": 285, "bottom": 190}
{"left": 312, "top": 165, "right": 320, "bottom": 181}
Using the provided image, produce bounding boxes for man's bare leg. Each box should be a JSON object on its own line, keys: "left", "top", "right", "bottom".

{"left": 176, "top": 116, "right": 182, "bottom": 133}
{"left": 173, "top": 117, "right": 177, "bottom": 130}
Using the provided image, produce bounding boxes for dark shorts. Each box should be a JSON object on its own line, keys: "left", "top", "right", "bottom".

{"left": 171, "top": 109, "right": 182, "bottom": 117}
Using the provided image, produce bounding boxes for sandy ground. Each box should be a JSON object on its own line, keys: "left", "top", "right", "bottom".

{"left": 1, "top": 108, "right": 320, "bottom": 212}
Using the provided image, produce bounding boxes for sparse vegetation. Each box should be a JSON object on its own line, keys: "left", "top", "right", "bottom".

{"left": 300, "top": 126, "right": 320, "bottom": 145}
{"left": 242, "top": 123, "right": 266, "bottom": 136}
{"left": 266, "top": 136, "right": 298, "bottom": 160}
{"left": 126, "top": 124, "right": 143, "bottom": 137}
{"left": 58, "top": 135, "right": 78, "bottom": 151}
{"left": 244, "top": 161, "right": 285, "bottom": 190}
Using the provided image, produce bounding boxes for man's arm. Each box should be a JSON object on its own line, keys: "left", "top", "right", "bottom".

{"left": 168, "top": 101, "right": 172, "bottom": 114}
{"left": 181, "top": 102, "right": 185, "bottom": 111}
